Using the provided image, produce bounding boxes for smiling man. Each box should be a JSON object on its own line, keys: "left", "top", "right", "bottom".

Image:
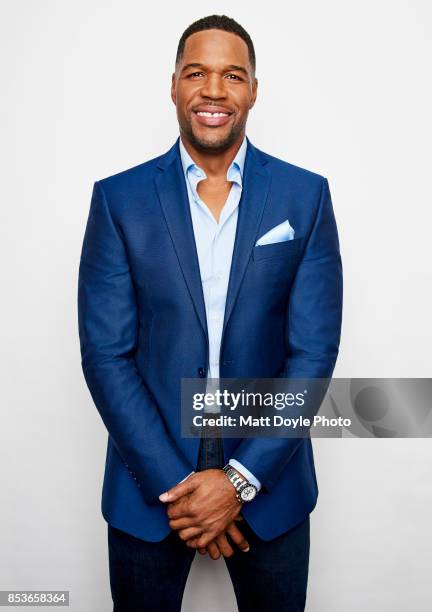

{"left": 78, "top": 14, "right": 343, "bottom": 612}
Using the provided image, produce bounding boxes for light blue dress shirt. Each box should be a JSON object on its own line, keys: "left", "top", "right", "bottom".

{"left": 178, "top": 135, "right": 261, "bottom": 492}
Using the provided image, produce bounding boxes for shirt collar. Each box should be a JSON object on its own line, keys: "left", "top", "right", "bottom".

{"left": 178, "top": 135, "right": 248, "bottom": 185}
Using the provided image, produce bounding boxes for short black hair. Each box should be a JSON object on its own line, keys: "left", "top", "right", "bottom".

{"left": 175, "top": 14, "right": 256, "bottom": 77}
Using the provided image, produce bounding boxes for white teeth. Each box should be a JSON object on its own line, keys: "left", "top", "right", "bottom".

{"left": 196, "top": 111, "right": 229, "bottom": 117}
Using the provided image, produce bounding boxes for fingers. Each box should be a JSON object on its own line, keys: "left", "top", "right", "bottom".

{"left": 195, "top": 534, "right": 234, "bottom": 559}
{"left": 207, "top": 541, "right": 221, "bottom": 560}
{"left": 198, "top": 537, "right": 231, "bottom": 560}
{"left": 226, "top": 522, "right": 250, "bottom": 552}
{"left": 191, "top": 529, "right": 223, "bottom": 549}
{"left": 166, "top": 499, "right": 193, "bottom": 520}
{"left": 168, "top": 516, "right": 196, "bottom": 530}
{"left": 185, "top": 536, "right": 208, "bottom": 556}
{"left": 214, "top": 533, "right": 234, "bottom": 557}
{"left": 178, "top": 526, "right": 203, "bottom": 541}
{"left": 183, "top": 527, "right": 249, "bottom": 559}
{"left": 159, "top": 476, "right": 197, "bottom": 503}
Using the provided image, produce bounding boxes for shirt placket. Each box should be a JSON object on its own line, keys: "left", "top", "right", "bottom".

{"left": 188, "top": 165, "right": 241, "bottom": 411}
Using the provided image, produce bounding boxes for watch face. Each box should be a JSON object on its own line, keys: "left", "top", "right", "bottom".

{"left": 240, "top": 485, "right": 257, "bottom": 502}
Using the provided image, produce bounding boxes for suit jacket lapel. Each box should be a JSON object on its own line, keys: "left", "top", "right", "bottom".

{"left": 154, "top": 140, "right": 208, "bottom": 339}
{"left": 221, "top": 139, "right": 271, "bottom": 344}
{"left": 154, "top": 137, "right": 271, "bottom": 348}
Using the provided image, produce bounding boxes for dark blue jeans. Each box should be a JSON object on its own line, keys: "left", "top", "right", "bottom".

{"left": 108, "top": 437, "right": 310, "bottom": 611}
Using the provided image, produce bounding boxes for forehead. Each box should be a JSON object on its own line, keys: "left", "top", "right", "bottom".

{"left": 181, "top": 29, "right": 250, "bottom": 68}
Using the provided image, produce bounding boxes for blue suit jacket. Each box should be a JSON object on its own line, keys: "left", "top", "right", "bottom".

{"left": 78, "top": 136, "right": 343, "bottom": 542}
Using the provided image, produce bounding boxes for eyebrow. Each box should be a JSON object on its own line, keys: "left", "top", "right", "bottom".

{"left": 181, "top": 62, "right": 249, "bottom": 76}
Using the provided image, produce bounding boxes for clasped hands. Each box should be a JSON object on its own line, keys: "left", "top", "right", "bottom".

{"left": 159, "top": 469, "right": 250, "bottom": 560}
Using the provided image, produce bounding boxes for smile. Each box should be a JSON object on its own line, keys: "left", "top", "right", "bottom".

{"left": 196, "top": 111, "right": 229, "bottom": 117}
{"left": 193, "top": 111, "right": 233, "bottom": 127}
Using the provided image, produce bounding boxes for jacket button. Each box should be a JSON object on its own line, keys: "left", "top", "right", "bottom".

{"left": 198, "top": 367, "right": 206, "bottom": 378}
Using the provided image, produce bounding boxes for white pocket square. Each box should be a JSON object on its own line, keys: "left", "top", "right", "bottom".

{"left": 255, "top": 219, "right": 295, "bottom": 246}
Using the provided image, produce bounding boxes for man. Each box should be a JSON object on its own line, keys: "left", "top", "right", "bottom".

{"left": 78, "top": 14, "right": 343, "bottom": 612}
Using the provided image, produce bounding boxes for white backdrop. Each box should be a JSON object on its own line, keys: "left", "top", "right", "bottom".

{"left": 1, "top": 1, "right": 431, "bottom": 610}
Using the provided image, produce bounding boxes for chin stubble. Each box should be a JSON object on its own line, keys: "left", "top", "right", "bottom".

{"left": 182, "top": 121, "right": 244, "bottom": 154}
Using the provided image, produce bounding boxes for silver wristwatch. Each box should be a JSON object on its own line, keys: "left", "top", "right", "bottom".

{"left": 223, "top": 464, "right": 258, "bottom": 503}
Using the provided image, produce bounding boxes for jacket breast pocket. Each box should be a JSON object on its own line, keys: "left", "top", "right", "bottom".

{"left": 252, "top": 237, "right": 305, "bottom": 262}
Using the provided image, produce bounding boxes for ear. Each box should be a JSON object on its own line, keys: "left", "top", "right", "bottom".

{"left": 171, "top": 72, "right": 177, "bottom": 105}
{"left": 249, "top": 77, "right": 258, "bottom": 109}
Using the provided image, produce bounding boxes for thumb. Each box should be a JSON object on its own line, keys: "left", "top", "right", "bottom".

{"left": 159, "top": 475, "right": 197, "bottom": 503}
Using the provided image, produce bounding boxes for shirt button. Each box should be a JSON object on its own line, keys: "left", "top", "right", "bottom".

{"left": 198, "top": 367, "right": 207, "bottom": 378}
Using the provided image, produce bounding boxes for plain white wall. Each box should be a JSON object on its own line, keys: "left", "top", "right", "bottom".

{"left": 1, "top": 1, "right": 431, "bottom": 610}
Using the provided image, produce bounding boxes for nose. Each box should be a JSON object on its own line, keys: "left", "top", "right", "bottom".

{"left": 199, "top": 73, "right": 227, "bottom": 99}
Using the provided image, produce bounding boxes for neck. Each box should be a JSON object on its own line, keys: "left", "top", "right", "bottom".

{"left": 179, "top": 132, "right": 245, "bottom": 180}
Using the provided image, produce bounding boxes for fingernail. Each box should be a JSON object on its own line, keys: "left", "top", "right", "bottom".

{"left": 159, "top": 492, "right": 170, "bottom": 502}
{"left": 243, "top": 547, "right": 250, "bottom": 552}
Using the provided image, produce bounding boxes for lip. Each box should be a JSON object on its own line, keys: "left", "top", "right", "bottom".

{"left": 192, "top": 105, "right": 234, "bottom": 128}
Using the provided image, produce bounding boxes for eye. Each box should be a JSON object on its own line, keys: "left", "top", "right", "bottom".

{"left": 226, "top": 74, "right": 241, "bottom": 80}
{"left": 188, "top": 72, "right": 204, "bottom": 78}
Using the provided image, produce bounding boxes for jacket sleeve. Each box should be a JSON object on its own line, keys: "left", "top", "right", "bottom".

{"left": 78, "top": 181, "right": 193, "bottom": 502}
{"left": 230, "top": 177, "right": 343, "bottom": 491}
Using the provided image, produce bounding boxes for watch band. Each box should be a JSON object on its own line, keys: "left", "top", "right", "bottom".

{"left": 223, "top": 464, "right": 257, "bottom": 503}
